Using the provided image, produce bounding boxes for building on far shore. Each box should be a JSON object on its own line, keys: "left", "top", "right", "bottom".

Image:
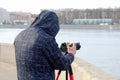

{"left": 0, "top": 8, "right": 10, "bottom": 24}
{"left": 0, "top": 8, "right": 37, "bottom": 25}
{"left": 10, "top": 12, "right": 35, "bottom": 25}
{"left": 72, "top": 19, "right": 114, "bottom": 25}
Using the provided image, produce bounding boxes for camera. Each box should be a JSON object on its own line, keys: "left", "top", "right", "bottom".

{"left": 60, "top": 42, "right": 81, "bottom": 52}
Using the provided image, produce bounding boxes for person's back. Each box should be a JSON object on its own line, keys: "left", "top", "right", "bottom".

{"left": 14, "top": 10, "right": 76, "bottom": 80}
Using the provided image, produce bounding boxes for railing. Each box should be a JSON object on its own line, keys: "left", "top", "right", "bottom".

{"left": 0, "top": 43, "right": 118, "bottom": 80}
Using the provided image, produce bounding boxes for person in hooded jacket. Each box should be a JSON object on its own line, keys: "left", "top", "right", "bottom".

{"left": 14, "top": 10, "right": 76, "bottom": 80}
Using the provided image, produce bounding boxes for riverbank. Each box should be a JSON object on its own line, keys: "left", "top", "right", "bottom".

{"left": 60, "top": 25, "right": 120, "bottom": 30}
{"left": 0, "top": 24, "right": 120, "bottom": 30}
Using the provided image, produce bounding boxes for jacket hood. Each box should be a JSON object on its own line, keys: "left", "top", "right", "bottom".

{"left": 30, "top": 10, "right": 60, "bottom": 37}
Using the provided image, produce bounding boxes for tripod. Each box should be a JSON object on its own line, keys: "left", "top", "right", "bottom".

{"left": 56, "top": 52, "right": 74, "bottom": 80}
{"left": 56, "top": 65, "right": 74, "bottom": 80}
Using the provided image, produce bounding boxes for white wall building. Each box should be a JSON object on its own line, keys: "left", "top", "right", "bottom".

{"left": 0, "top": 8, "right": 10, "bottom": 24}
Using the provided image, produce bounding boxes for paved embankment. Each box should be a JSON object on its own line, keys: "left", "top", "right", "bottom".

{"left": 0, "top": 43, "right": 118, "bottom": 80}
{"left": 0, "top": 62, "right": 17, "bottom": 80}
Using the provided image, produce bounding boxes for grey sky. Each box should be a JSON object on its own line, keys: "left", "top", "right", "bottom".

{"left": 0, "top": 0, "right": 120, "bottom": 14}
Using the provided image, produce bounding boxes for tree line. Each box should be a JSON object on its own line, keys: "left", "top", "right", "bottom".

{"left": 52, "top": 8, "right": 120, "bottom": 24}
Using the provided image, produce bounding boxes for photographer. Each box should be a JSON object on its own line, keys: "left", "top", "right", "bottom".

{"left": 14, "top": 10, "right": 76, "bottom": 80}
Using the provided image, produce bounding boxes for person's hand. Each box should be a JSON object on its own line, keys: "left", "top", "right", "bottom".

{"left": 66, "top": 42, "right": 76, "bottom": 55}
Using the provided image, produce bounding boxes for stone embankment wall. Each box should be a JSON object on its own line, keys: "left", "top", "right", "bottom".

{"left": 0, "top": 43, "right": 117, "bottom": 80}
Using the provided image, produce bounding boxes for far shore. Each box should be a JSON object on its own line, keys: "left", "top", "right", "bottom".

{"left": 0, "top": 24, "right": 120, "bottom": 30}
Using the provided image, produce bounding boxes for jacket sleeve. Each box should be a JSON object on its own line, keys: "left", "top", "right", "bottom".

{"left": 43, "top": 38, "right": 74, "bottom": 70}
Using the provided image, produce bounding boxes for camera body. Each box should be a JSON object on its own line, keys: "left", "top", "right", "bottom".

{"left": 60, "top": 42, "right": 81, "bottom": 52}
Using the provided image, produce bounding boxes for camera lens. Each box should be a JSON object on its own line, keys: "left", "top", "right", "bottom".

{"left": 75, "top": 43, "right": 81, "bottom": 50}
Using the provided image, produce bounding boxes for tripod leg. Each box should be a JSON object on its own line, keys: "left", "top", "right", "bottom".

{"left": 56, "top": 70, "right": 61, "bottom": 80}
{"left": 66, "top": 69, "right": 68, "bottom": 80}
{"left": 69, "top": 66, "right": 74, "bottom": 80}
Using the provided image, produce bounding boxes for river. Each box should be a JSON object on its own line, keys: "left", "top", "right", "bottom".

{"left": 0, "top": 28, "right": 120, "bottom": 79}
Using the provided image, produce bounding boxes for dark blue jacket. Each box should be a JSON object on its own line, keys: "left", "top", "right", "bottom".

{"left": 14, "top": 10, "right": 74, "bottom": 80}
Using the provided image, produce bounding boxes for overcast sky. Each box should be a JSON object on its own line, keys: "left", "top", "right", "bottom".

{"left": 0, "top": 0, "right": 120, "bottom": 14}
